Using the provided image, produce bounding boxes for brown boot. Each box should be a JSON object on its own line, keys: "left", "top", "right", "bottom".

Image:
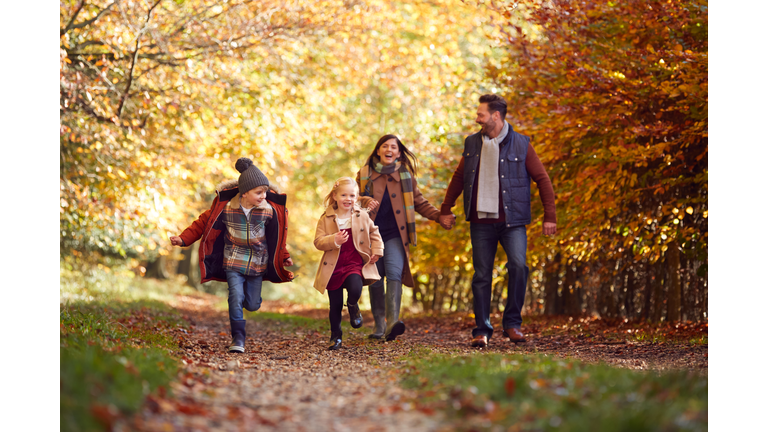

{"left": 470, "top": 335, "right": 488, "bottom": 348}
{"left": 504, "top": 328, "right": 526, "bottom": 343}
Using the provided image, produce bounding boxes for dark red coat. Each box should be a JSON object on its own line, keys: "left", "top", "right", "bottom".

{"left": 178, "top": 180, "right": 294, "bottom": 284}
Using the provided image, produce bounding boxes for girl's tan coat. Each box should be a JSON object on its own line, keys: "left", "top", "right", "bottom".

{"left": 312, "top": 204, "right": 384, "bottom": 294}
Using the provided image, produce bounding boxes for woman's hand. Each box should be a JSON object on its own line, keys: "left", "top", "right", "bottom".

{"left": 169, "top": 236, "right": 184, "bottom": 246}
{"left": 334, "top": 230, "right": 349, "bottom": 246}
{"left": 369, "top": 254, "right": 382, "bottom": 264}
{"left": 367, "top": 200, "right": 380, "bottom": 212}
{"left": 438, "top": 214, "right": 456, "bottom": 230}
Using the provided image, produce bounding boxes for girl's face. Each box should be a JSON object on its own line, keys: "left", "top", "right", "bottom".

{"left": 242, "top": 187, "right": 267, "bottom": 208}
{"left": 376, "top": 138, "right": 401, "bottom": 165}
{"left": 333, "top": 184, "right": 358, "bottom": 212}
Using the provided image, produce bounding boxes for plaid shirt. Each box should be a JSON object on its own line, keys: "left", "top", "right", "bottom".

{"left": 222, "top": 204, "right": 273, "bottom": 276}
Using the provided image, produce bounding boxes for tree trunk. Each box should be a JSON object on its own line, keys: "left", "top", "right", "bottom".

{"left": 563, "top": 261, "right": 579, "bottom": 316}
{"left": 544, "top": 253, "right": 560, "bottom": 315}
{"left": 666, "top": 240, "right": 682, "bottom": 322}
{"left": 177, "top": 242, "right": 202, "bottom": 289}
{"left": 651, "top": 261, "right": 665, "bottom": 323}
{"left": 642, "top": 260, "right": 653, "bottom": 320}
{"left": 679, "top": 251, "right": 690, "bottom": 321}
{"left": 145, "top": 254, "right": 169, "bottom": 279}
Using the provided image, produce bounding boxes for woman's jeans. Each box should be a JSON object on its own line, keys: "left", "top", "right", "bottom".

{"left": 225, "top": 270, "right": 264, "bottom": 321}
{"left": 469, "top": 222, "right": 529, "bottom": 339}
{"left": 368, "top": 237, "right": 406, "bottom": 335}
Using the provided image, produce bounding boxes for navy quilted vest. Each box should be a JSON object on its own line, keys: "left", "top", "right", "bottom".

{"left": 461, "top": 126, "right": 531, "bottom": 227}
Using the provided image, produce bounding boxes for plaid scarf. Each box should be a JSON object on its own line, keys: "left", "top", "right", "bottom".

{"left": 360, "top": 157, "right": 418, "bottom": 245}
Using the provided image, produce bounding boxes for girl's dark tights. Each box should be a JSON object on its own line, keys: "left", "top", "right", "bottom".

{"left": 328, "top": 274, "right": 363, "bottom": 338}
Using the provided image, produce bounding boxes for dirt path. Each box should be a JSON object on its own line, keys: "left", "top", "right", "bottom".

{"left": 117, "top": 293, "right": 707, "bottom": 431}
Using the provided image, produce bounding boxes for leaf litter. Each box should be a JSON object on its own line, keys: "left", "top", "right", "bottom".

{"left": 116, "top": 292, "right": 706, "bottom": 431}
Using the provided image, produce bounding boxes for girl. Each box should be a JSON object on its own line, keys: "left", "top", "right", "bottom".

{"left": 313, "top": 177, "right": 384, "bottom": 350}
{"left": 357, "top": 135, "right": 443, "bottom": 341}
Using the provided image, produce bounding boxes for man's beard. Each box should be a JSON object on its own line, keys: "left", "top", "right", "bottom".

{"left": 480, "top": 119, "right": 496, "bottom": 136}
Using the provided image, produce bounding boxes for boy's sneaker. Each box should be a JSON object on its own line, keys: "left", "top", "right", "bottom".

{"left": 229, "top": 339, "right": 245, "bottom": 353}
{"left": 229, "top": 319, "right": 247, "bottom": 353}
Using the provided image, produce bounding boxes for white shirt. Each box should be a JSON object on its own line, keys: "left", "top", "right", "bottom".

{"left": 334, "top": 217, "right": 352, "bottom": 247}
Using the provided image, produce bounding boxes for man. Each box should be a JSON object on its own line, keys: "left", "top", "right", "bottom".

{"left": 439, "top": 94, "right": 557, "bottom": 347}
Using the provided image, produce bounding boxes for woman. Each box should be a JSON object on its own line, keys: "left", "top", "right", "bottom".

{"left": 357, "top": 134, "right": 442, "bottom": 341}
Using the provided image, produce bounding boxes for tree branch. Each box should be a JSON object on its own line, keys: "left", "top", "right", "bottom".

{"left": 65, "top": 2, "right": 117, "bottom": 34}
{"left": 61, "top": 1, "right": 85, "bottom": 37}
{"left": 116, "top": 0, "right": 163, "bottom": 119}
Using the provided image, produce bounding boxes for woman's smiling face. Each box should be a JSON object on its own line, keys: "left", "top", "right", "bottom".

{"left": 376, "top": 138, "right": 401, "bottom": 165}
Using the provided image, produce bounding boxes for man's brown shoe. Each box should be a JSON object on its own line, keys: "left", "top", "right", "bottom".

{"left": 470, "top": 335, "right": 488, "bottom": 348}
{"left": 504, "top": 328, "right": 526, "bottom": 343}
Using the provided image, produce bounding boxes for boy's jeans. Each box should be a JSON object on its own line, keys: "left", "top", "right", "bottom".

{"left": 225, "top": 270, "right": 264, "bottom": 321}
{"left": 469, "top": 223, "right": 529, "bottom": 339}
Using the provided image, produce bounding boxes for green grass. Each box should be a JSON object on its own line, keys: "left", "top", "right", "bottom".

{"left": 400, "top": 351, "right": 707, "bottom": 432}
{"left": 247, "top": 310, "right": 327, "bottom": 333}
{"left": 60, "top": 301, "right": 184, "bottom": 431}
{"left": 60, "top": 260, "right": 194, "bottom": 431}
{"left": 688, "top": 335, "right": 708, "bottom": 346}
{"left": 245, "top": 310, "right": 373, "bottom": 341}
{"left": 60, "top": 258, "right": 202, "bottom": 303}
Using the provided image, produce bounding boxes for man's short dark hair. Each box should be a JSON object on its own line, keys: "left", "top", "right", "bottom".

{"left": 479, "top": 94, "right": 507, "bottom": 119}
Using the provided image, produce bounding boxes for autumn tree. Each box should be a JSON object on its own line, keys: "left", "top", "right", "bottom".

{"left": 60, "top": 0, "right": 504, "bottom": 294}
{"left": 482, "top": 0, "right": 708, "bottom": 321}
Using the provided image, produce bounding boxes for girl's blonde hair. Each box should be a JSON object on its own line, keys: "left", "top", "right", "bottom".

{"left": 323, "top": 177, "right": 359, "bottom": 208}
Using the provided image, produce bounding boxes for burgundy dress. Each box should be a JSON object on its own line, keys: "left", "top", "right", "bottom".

{"left": 326, "top": 228, "right": 364, "bottom": 291}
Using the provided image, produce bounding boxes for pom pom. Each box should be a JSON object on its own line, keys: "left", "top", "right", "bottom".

{"left": 235, "top": 157, "right": 253, "bottom": 173}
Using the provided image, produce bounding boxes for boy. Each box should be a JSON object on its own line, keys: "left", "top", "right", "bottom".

{"left": 171, "top": 158, "right": 294, "bottom": 353}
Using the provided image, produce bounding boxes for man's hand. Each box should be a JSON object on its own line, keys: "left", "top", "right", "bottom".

{"left": 543, "top": 222, "right": 557, "bottom": 236}
{"left": 170, "top": 236, "right": 184, "bottom": 246}
{"left": 334, "top": 230, "right": 349, "bottom": 246}
{"left": 439, "top": 214, "right": 456, "bottom": 230}
{"left": 369, "top": 254, "right": 382, "bottom": 265}
{"left": 283, "top": 257, "right": 294, "bottom": 267}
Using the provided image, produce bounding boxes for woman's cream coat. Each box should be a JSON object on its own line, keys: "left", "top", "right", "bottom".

{"left": 312, "top": 204, "right": 384, "bottom": 294}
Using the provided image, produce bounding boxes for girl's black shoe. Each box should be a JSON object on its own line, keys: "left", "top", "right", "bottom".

{"left": 347, "top": 303, "right": 363, "bottom": 329}
{"left": 328, "top": 338, "right": 342, "bottom": 350}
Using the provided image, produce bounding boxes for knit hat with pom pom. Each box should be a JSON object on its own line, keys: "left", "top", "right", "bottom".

{"left": 235, "top": 157, "right": 269, "bottom": 194}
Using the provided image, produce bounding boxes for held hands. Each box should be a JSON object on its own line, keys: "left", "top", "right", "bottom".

{"left": 367, "top": 200, "right": 380, "bottom": 212}
{"left": 438, "top": 213, "right": 456, "bottom": 230}
{"left": 543, "top": 222, "right": 557, "bottom": 236}
{"left": 334, "top": 230, "right": 349, "bottom": 246}
{"left": 369, "top": 254, "right": 382, "bottom": 264}
{"left": 169, "top": 236, "right": 184, "bottom": 246}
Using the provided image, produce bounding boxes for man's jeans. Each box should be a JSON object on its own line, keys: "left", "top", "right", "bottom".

{"left": 469, "top": 222, "right": 529, "bottom": 339}
{"left": 225, "top": 270, "right": 264, "bottom": 321}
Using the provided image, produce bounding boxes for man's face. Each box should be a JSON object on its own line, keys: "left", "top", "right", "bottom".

{"left": 475, "top": 103, "right": 498, "bottom": 135}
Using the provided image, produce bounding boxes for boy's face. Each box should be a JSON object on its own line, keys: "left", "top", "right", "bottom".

{"left": 333, "top": 184, "right": 358, "bottom": 212}
{"left": 242, "top": 187, "right": 267, "bottom": 208}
